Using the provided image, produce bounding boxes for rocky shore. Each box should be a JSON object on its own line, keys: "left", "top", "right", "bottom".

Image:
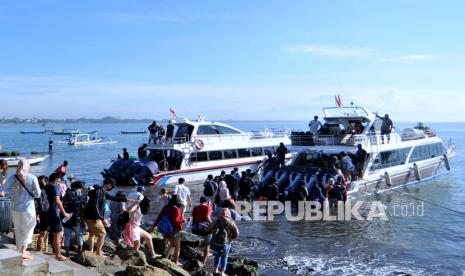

{"left": 72, "top": 231, "right": 258, "bottom": 276}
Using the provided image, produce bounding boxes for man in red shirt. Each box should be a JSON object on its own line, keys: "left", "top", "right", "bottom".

{"left": 192, "top": 196, "right": 212, "bottom": 264}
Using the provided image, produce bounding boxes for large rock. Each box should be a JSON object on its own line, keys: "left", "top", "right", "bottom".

{"left": 149, "top": 258, "right": 191, "bottom": 276}
{"left": 75, "top": 251, "right": 106, "bottom": 268}
{"left": 191, "top": 271, "right": 213, "bottom": 276}
{"left": 152, "top": 236, "right": 172, "bottom": 257}
{"left": 126, "top": 265, "right": 171, "bottom": 276}
{"left": 180, "top": 245, "right": 203, "bottom": 261}
{"left": 103, "top": 239, "right": 117, "bottom": 254}
{"left": 179, "top": 231, "right": 204, "bottom": 248}
{"left": 182, "top": 259, "right": 203, "bottom": 272}
{"left": 226, "top": 257, "right": 259, "bottom": 276}
{"left": 118, "top": 248, "right": 148, "bottom": 266}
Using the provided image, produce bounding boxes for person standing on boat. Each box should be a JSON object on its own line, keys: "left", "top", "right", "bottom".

{"left": 376, "top": 113, "right": 393, "bottom": 144}
{"left": 158, "top": 125, "right": 166, "bottom": 144}
{"left": 0, "top": 159, "right": 7, "bottom": 186}
{"left": 166, "top": 123, "right": 175, "bottom": 143}
{"left": 137, "top": 144, "right": 148, "bottom": 161}
{"left": 276, "top": 143, "right": 288, "bottom": 168}
{"left": 309, "top": 116, "right": 323, "bottom": 135}
{"left": 354, "top": 144, "right": 368, "bottom": 178}
{"left": 122, "top": 148, "right": 130, "bottom": 160}
{"left": 174, "top": 177, "right": 192, "bottom": 216}
{"left": 148, "top": 121, "right": 159, "bottom": 144}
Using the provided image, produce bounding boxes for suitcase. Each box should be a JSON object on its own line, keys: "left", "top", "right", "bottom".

{"left": 0, "top": 198, "right": 13, "bottom": 234}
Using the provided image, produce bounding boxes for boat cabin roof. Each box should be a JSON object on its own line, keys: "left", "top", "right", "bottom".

{"left": 170, "top": 118, "right": 245, "bottom": 135}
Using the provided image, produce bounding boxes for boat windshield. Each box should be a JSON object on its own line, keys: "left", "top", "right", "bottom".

{"left": 174, "top": 123, "right": 194, "bottom": 142}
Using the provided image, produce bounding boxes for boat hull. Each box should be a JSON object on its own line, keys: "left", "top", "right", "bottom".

{"left": 6, "top": 156, "right": 48, "bottom": 167}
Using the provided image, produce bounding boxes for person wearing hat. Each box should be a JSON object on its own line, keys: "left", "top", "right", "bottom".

{"left": 192, "top": 196, "right": 213, "bottom": 264}
{"left": 124, "top": 190, "right": 159, "bottom": 259}
{"left": 83, "top": 177, "right": 125, "bottom": 256}
{"left": 376, "top": 113, "right": 394, "bottom": 144}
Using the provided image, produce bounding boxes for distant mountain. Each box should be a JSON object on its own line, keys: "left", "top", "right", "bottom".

{"left": 0, "top": 116, "right": 161, "bottom": 124}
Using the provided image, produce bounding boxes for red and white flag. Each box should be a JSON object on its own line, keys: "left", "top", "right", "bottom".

{"left": 335, "top": 94, "right": 342, "bottom": 108}
{"left": 169, "top": 108, "right": 177, "bottom": 118}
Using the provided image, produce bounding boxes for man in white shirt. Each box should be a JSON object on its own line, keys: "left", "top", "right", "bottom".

{"left": 309, "top": 116, "right": 323, "bottom": 135}
{"left": 174, "top": 177, "right": 192, "bottom": 215}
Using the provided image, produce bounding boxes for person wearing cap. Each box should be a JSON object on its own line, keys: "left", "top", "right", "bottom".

{"left": 192, "top": 196, "right": 213, "bottom": 264}
{"left": 124, "top": 190, "right": 159, "bottom": 259}
{"left": 83, "top": 177, "right": 125, "bottom": 256}
{"left": 376, "top": 113, "right": 394, "bottom": 144}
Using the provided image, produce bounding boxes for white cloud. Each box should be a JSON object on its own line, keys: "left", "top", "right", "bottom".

{"left": 287, "top": 44, "right": 375, "bottom": 58}
{"left": 377, "top": 54, "right": 437, "bottom": 63}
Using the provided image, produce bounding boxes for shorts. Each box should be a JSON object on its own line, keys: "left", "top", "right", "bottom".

{"left": 37, "top": 212, "right": 49, "bottom": 232}
{"left": 85, "top": 219, "right": 106, "bottom": 236}
{"left": 48, "top": 212, "right": 63, "bottom": 233}
{"left": 132, "top": 225, "right": 141, "bottom": 242}
{"left": 164, "top": 231, "right": 181, "bottom": 240}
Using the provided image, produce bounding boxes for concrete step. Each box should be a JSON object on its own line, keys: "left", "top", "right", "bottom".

{"left": 33, "top": 252, "right": 98, "bottom": 276}
{"left": 21, "top": 255, "right": 49, "bottom": 275}
{"left": 0, "top": 248, "right": 22, "bottom": 268}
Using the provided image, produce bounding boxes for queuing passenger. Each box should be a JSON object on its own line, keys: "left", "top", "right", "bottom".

{"left": 308, "top": 181, "right": 325, "bottom": 206}
{"left": 0, "top": 159, "right": 7, "bottom": 185}
{"left": 137, "top": 144, "right": 148, "bottom": 161}
{"left": 264, "top": 177, "right": 279, "bottom": 201}
{"left": 376, "top": 113, "right": 394, "bottom": 144}
{"left": 148, "top": 121, "right": 158, "bottom": 144}
{"left": 224, "top": 171, "right": 238, "bottom": 199}
{"left": 192, "top": 196, "right": 213, "bottom": 264}
{"left": 151, "top": 195, "right": 185, "bottom": 265}
{"left": 208, "top": 208, "right": 239, "bottom": 276}
{"left": 327, "top": 178, "right": 347, "bottom": 208}
{"left": 124, "top": 191, "right": 158, "bottom": 259}
{"left": 45, "top": 172, "right": 70, "bottom": 261}
{"left": 218, "top": 181, "right": 231, "bottom": 206}
{"left": 354, "top": 144, "right": 368, "bottom": 177}
{"left": 154, "top": 188, "right": 170, "bottom": 217}
{"left": 214, "top": 171, "right": 226, "bottom": 184}
{"left": 166, "top": 123, "right": 175, "bottom": 143}
{"left": 122, "top": 148, "right": 129, "bottom": 160}
{"left": 0, "top": 160, "right": 40, "bottom": 260}
{"left": 238, "top": 172, "right": 253, "bottom": 202}
{"left": 62, "top": 181, "right": 87, "bottom": 257}
{"left": 232, "top": 167, "right": 240, "bottom": 183}
{"left": 84, "top": 178, "right": 123, "bottom": 256}
{"left": 294, "top": 180, "right": 308, "bottom": 201}
{"left": 263, "top": 153, "right": 279, "bottom": 173}
{"left": 36, "top": 175, "right": 49, "bottom": 253}
{"left": 203, "top": 175, "right": 218, "bottom": 204}
{"left": 109, "top": 191, "right": 127, "bottom": 246}
{"left": 309, "top": 116, "right": 323, "bottom": 135}
{"left": 340, "top": 152, "right": 355, "bottom": 181}
{"left": 276, "top": 143, "right": 288, "bottom": 168}
{"left": 174, "top": 177, "right": 192, "bottom": 216}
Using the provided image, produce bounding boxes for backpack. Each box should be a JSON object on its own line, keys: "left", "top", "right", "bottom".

{"left": 157, "top": 210, "right": 174, "bottom": 235}
{"left": 204, "top": 181, "right": 215, "bottom": 197}
{"left": 37, "top": 189, "right": 49, "bottom": 213}
{"left": 117, "top": 212, "right": 129, "bottom": 229}
{"left": 139, "top": 197, "right": 151, "bottom": 215}
{"left": 210, "top": 220, "right": 232, "bottom": 254}
{"left": 329, "top": 183, "right": 345, "bottom": 201}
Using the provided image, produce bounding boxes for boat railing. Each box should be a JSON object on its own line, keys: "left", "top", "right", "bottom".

{"left": 249, "top": 129, "right": 291, "bottom": 140}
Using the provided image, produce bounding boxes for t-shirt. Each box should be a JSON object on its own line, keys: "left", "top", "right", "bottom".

{"left": 174, "top": 184, "right": 190, "bottom": 206}
{"left": 309, "top": 120, "right": 322, "bottom": 135}
{"left": 45, "top": 184, "right": 61, "bottom": 218}
{"left": 192, "top": 204, "right": 212, "bottom": 224}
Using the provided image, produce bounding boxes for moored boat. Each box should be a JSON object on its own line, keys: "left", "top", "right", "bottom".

{"left": 68, "top": 133, "right": 117, "bottom": 146}
{"left": 6, "top": 155, "right": 49, "bottom": 167}
{"left": 52, "top": 129, "right": 81, "bottom": 135}
{"left": 121, "top": 130, "right": 147, "bottom": 134}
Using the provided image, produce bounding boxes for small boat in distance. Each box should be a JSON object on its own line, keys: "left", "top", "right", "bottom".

{"left": 52, "top": 129, "right": 81, "bottom": 135}
{"left": 68, "top": 133, "right": 117, "bottom": 146}
{"left": 20, "top": 130, "right": 48, "bottom": 134}
{"left": 121, "top": 130, "right": 147, "bottom": 134}
{"left": 6, "top": 155, "right": 49, "bottom": 167}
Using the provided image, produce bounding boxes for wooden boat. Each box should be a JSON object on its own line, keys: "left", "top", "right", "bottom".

{"left": 52, "top": 129, "right": 80, "bottom": 135}
{"left": 20, "top": 130, "right": 47, "bottom": 134}
{"left": 68, "top": 133, "right": 117, "bottom": 146}
{"left": 121, "top": 130, "right": 147, "bottom": 134}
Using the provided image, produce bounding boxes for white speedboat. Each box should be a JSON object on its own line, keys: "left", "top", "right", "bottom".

{"left": 68, "top": 133, "right": 117, "bottom": 146}
{"left": 143, "top": 118, "right": 292, "bottom": 186}
{"left": 6, "top": 155, "right": 49, "bottom": 167}
{"left": 262, "top": 105, "right": 455, "bottom": 198}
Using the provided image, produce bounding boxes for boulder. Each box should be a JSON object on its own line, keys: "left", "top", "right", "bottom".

{"left": 103, "top": 239, "right": 117, "bottom": 254}
{"left": 118, "top": 248, "right": 148, "bottom": 266}
{"left": 74, "top": 251, "right": 106, "bottom": 268}
{"left": 152, "top": 236, "right": 172, "bottom": 257}
{"left": 126, "top": 265, "right": 171, "bottom": 276}
{"left": 179, "top": 231, "right": 204, "bottom": 248}
{"left": 180, "top": 245, "right": 203, "bottom": 261}
{"left": 182, "top": 259, "right": 203, "bottom": 272}
{"left": 226, "top": 257, "right": 259, "bottom": 276}
{"left": 149, "top": 258, "right": 191, "bottom": 276}
{"left": 191, "top": 270, "right": 213, "bottom": 276}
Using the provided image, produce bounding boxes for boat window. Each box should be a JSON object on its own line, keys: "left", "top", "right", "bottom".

{"left": 197, "top": 125, "right": 221, "bottom": 135}
{"left": 223, "top": 149, "right": 238, "bottom": 159}
{"left": 371, "top": 147, "right": 411, "bottom": 171}
{"left": 216, "top": 126, "right": 241, "bottom": 134}
{"left": 263, "top": 146, "right": 275, "bottom": 156}
{"left": 174, "top": 124, "right": 194, "bottom": 141}
{"left": 250, "top": 147, "right": 263, "bottom": 157}
{"left": 237, "top": 148, "right": 251, "bottom": 158}
{"left": 208, "top": 151, "right": 223, "bottom": 161}
{"left": 409, "top": 143, "right": 444, "bottom": 162}
{"left": 190, "top": 152, "right": 208, "bottom": 162}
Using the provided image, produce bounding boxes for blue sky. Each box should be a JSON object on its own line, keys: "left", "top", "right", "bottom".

{"left": 1, "top": 0, "right": 464, "bottom": 121}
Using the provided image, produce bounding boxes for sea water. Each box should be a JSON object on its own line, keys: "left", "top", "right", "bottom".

{"left": 1, "top": 121, "right": 464, "bottom": 275}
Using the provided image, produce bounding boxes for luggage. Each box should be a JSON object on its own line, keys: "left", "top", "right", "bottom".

{"left": 0, "top": 198, "right": 13, "bottom": 234}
